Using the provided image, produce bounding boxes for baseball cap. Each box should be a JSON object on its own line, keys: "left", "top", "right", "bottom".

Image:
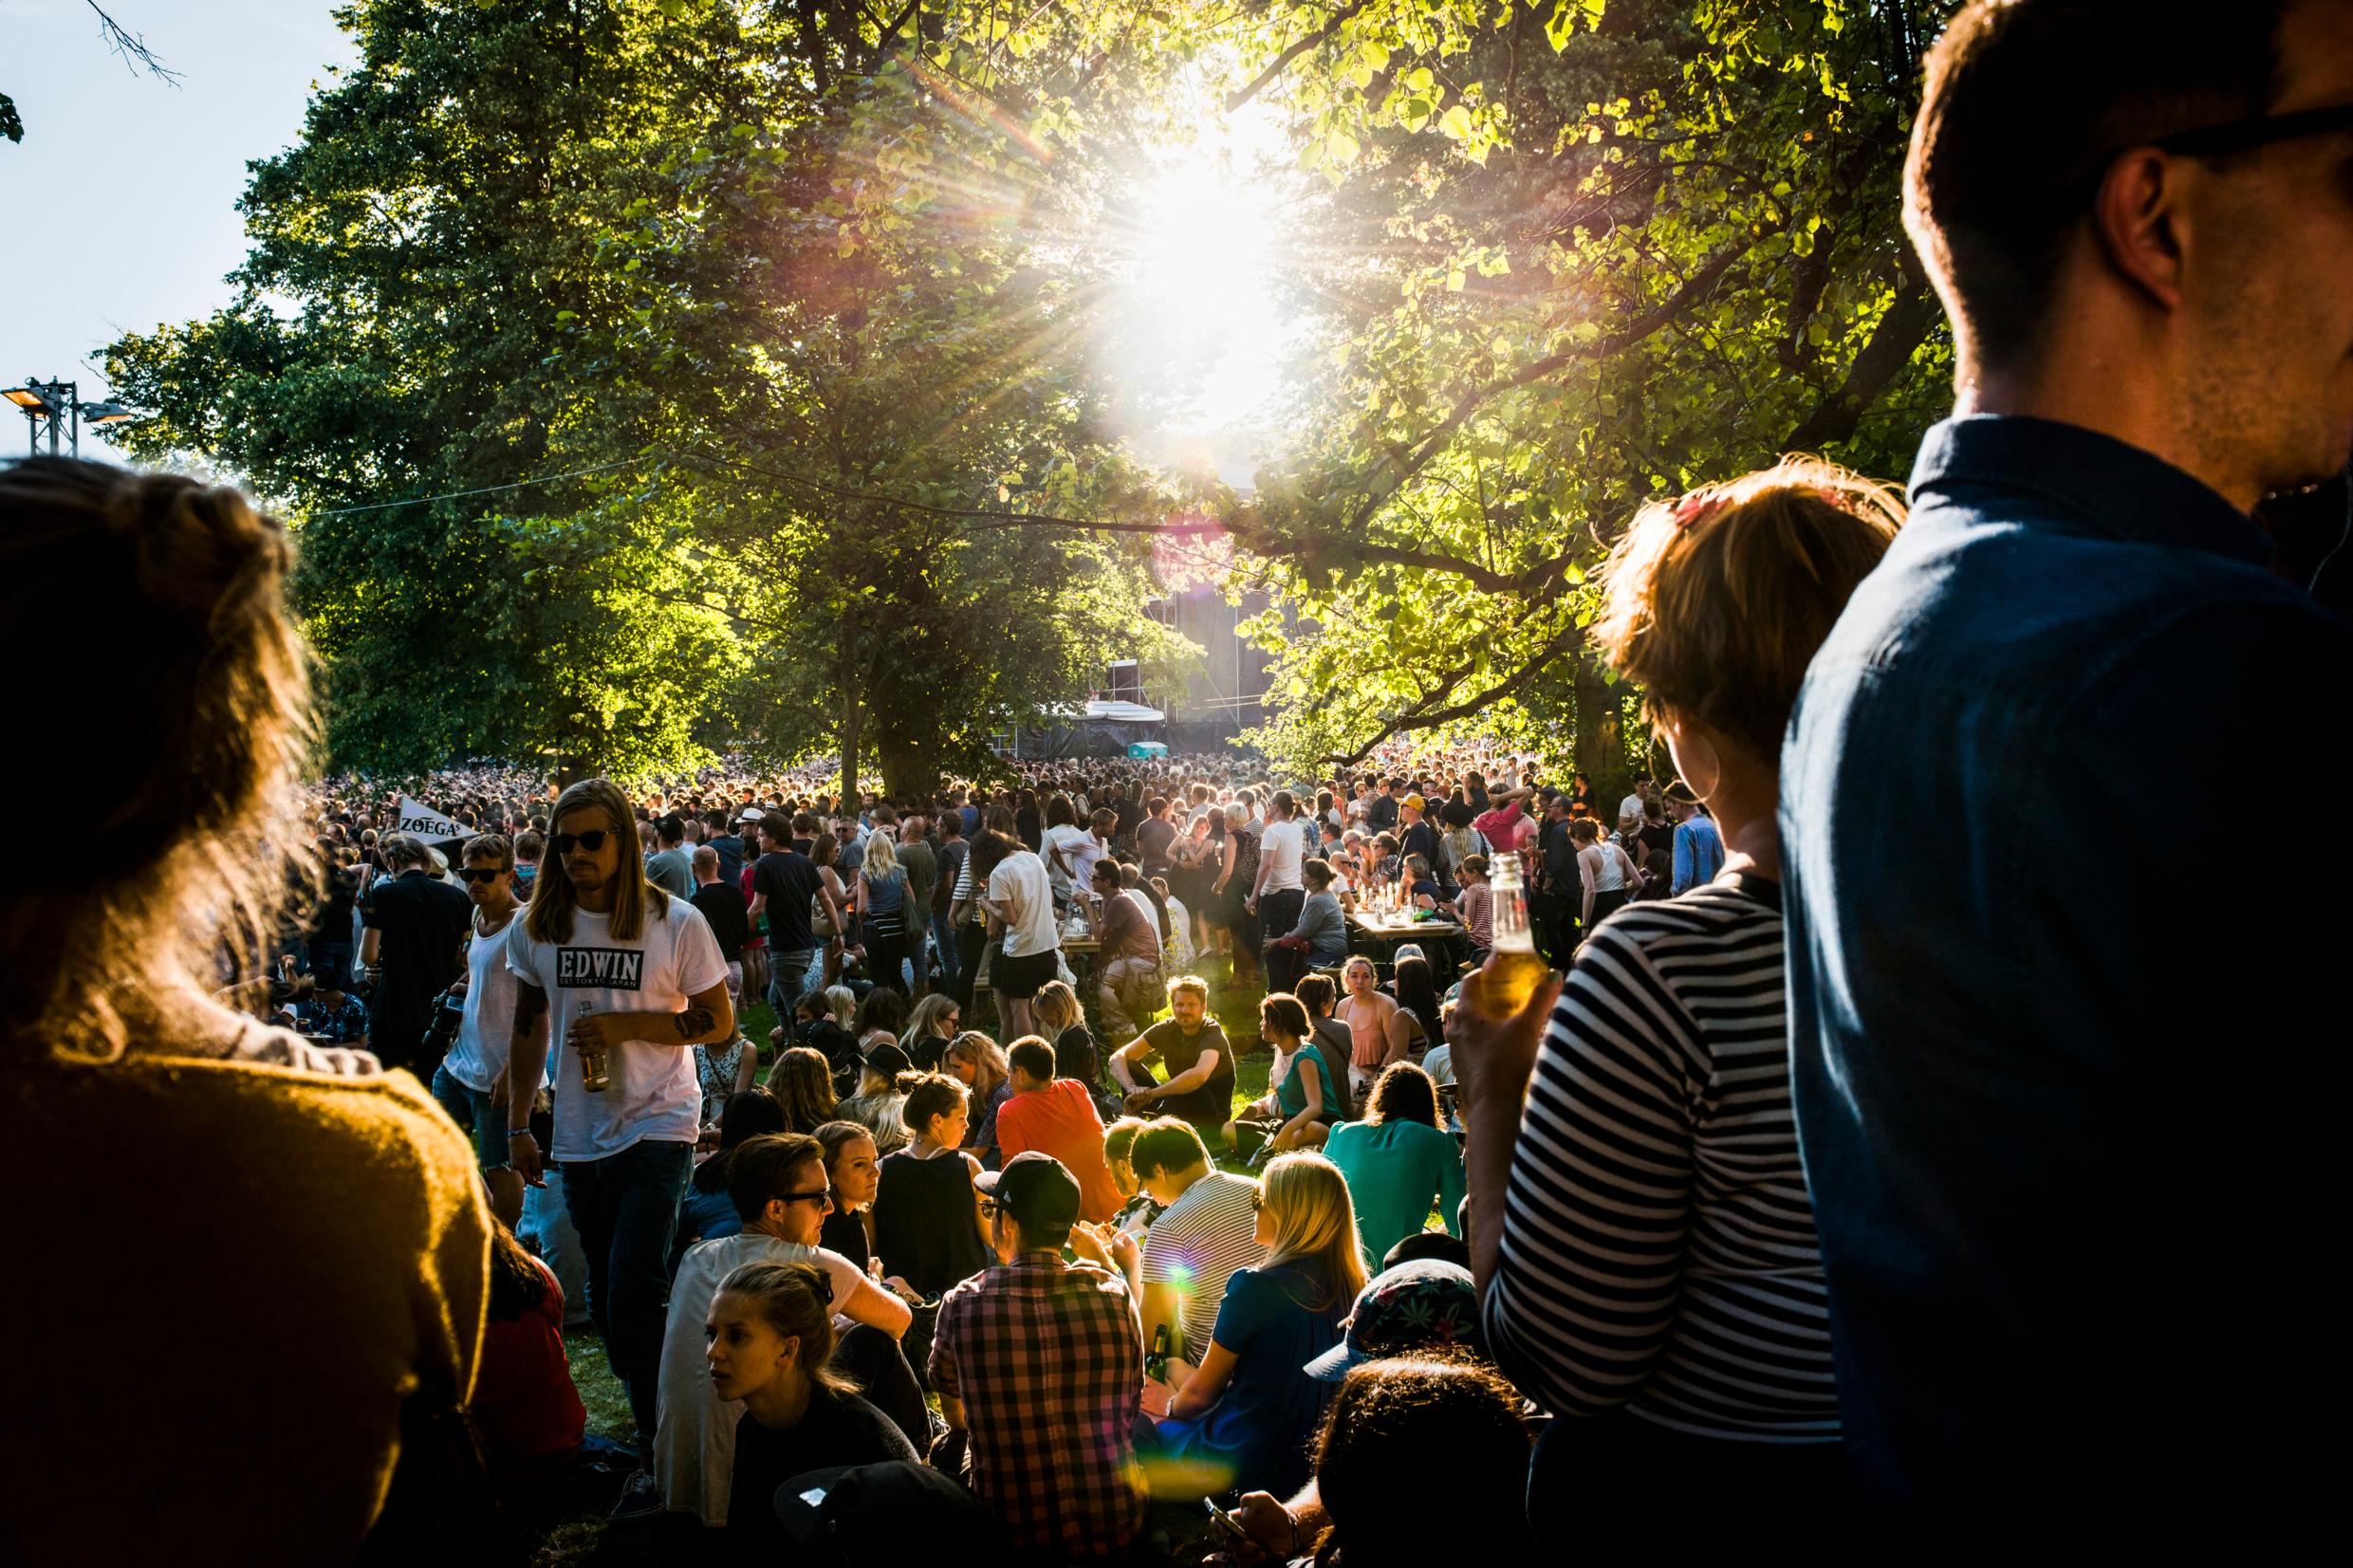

{"left": 974, "top": 1151, "right": 1083, "bottom": 1232}
{"left": 1403, "top": 793, "right": 1428, "bottom": 812}
{"left": 776, "top": 1463, "right": 1002, "bottom": 1560}
{"left": 1304, "top": 1259, "right": 1483, "bottom": 1382}
{"left": 862, "top": 1042, "right": 911, "bottom": 1080}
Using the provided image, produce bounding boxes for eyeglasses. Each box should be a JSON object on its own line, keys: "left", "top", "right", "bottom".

{"left": 775, "top": 1189, "right": 832, "bottom": 1207}
{"left": 456, "top": 866, "right": 509, "bottom": 883}
{"left": 550, "top": 829, "right": 611, "bottom": 855}
{"left": 2066, "top": 101, "right": 2353, "bottom": 208}
{"left": 2152, "top": 101, "right": 2353, "bottom": 158}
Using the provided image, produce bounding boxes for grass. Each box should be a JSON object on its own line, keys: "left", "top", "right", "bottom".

{"left": 526, "top": 955, "right": 1276, "bottom": 1566}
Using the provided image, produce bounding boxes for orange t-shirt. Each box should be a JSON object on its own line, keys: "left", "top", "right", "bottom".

{"left": 994, "top": 1079, "right": 1121, "bottom": 1224}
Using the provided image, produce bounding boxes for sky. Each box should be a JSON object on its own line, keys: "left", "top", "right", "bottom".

{"left": 0, "top": 0, "right": 357, "bottom": 454}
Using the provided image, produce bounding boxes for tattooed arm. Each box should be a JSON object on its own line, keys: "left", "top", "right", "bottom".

{"left": 565, "top": 981, "right": 736, "bottom": 1053}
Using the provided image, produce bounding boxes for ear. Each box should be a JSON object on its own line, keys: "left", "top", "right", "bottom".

{"left": 2089, "top": 149, "right": 2188, "bottom": 312}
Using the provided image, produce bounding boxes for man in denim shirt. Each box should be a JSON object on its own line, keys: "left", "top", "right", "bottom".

{"left": 1784, "top": 1, "right": 2352, "bottom": 1522}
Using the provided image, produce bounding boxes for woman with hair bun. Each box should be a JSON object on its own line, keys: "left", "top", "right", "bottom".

{"left": 1454, "top": 456, "right": 1901, "bottom": 1532}
{"left": 706, "top": 1259, "right": 919, "bottom": 1546}
{"left": 0, "top": 458, "right": 492, "bottom": 1559}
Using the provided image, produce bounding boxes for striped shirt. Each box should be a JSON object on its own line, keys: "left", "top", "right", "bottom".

{"left": 1139, "top": 1171, "right": 1262, "bottom": 1365}
{"left": 1484, "top": 875, "right": 1837, "bottom": 1442}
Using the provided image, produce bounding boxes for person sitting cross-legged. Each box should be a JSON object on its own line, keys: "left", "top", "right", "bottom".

{"left": 929, "top": 1153, "right": 1147, "bottom": 1561}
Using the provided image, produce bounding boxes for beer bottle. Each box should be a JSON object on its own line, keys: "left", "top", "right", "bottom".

{"left": 1144, "top": 1323, "right": 1172, "bottom": 1385}
{"left": 1473, "top": 853, "right": 1551, "bottom": 1019}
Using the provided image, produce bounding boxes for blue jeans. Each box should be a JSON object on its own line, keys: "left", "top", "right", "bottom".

{"left": 560, "top": 1138, "right": 692, "bottom": 1443}
{"left": 766, "top": 948, "right": 817, "bottom": 1021}
{"left": 429, "top": 1064, "right": 507, "bottom": 1171}
{"left": 931, "top": 911, "right": 960, "bottom": 989}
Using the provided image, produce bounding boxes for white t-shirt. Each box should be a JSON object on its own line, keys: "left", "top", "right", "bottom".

{"left": 653, "top": 1233, "right": 867, "bottom": 1524}
{"left": 506, "top": 898, "right": 730, "bottom": 1160}
{"left": 443, "top": 913, "right": 521, "bottom": 1094}
{"left": 1257, "top": 818, "right": 1306, "bottom": 893}
{"left": 1069, "top": 831, "right": 1111, "bottom": 895}
{"left": 1617, "top": 792, "right": 1646, "bottom": 825}
{"left": 989, "top": 850, "right": 1059, "bottom": 959}
{"left": 1039, "top": 823, "right": 1090, "bottom": 899}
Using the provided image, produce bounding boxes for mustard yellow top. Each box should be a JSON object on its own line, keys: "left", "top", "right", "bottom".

{"left": 0, "top": 1029, "right": 491, "bottom": 1563}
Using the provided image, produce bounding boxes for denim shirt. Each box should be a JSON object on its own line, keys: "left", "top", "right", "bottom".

{"left": 1782, "top": 415, "right": 2349, "bottom": 1513}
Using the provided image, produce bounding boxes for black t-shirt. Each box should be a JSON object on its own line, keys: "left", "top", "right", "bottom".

{"left": 361, "top": 871, "right": 472, "bottom": 1019}
{"left": 819, "top": 1208, "right": 872, "bottom": 1274}
{"left": 872, "top": 1150, "right": 991, "bottom": 1300}
{"left": 726, "top": 1390, "right": 918, "bottom": 1543}
{"left": 1367, "top": 795, "right": 1399, "bottom": 834}
{"left": 1137, "top": 817, "right": 1177, "bottom": 875}
{"left": 1056, "top": 1023, "right": 1102, "bottom": 1091}
{"left": 751, "top": 850, "right": 822, "bottom": 952}
{"left": 1638, "top": 820, "right": 1676, "bottom": 859}
{"left": 691, "top": 881, "right": 751, "bottom": 964}
{"left": 1141, "top": 1019, "right": 1235, "bottom": 1128}
{"left": 1399, "top": 821, "right": 1438, "bottom": 868}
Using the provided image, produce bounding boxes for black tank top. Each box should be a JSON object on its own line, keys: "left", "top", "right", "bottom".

{"left": 871, "top": 1149, "right": 991, "bottom": 1300}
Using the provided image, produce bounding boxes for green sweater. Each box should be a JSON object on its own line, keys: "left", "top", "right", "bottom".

{"left": 1324, "top": 1118, "right": 1467, "bottom": 1265}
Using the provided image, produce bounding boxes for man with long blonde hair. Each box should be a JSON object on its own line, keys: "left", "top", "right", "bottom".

{"left": 503, "top": 775, "right": 735, "bottom": 1519}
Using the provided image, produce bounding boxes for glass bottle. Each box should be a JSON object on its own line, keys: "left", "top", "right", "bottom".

{"left": 575, "top": 1000, "right": 611, "bottom": 1093}
{"left": 1474, "top": 853, "right": 1551, "bottom": 1018}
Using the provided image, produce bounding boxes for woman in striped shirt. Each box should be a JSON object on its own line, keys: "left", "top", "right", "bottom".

{"left": 1451, "top": 458, "right": 1902, "bottom": 1537}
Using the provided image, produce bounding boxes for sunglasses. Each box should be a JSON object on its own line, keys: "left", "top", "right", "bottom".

{"left": 775, "top": 1189, "right": 832, "bottom": 1207}
{"left": 2153, "top": 101, "right": 2353, "bottom": 158}
{"left": 456, "top": 866, "right": 510, "bottom": 883}
{"left": 550, "top": 829, "right": 612, "bottom": 856}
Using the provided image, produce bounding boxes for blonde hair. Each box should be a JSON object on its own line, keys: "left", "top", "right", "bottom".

{"left": 1, "top": 460, "right": 309, "bottom": 1061}
{"left": 943, "top": 1030, "right": 1009, "bottom": 1101}
{"left": 1591, "top": 455, "right": 1902, "bottom": 758}
{"left": 1260, "top": 1153, "right": 1368, "bottom": 1314}
{"left": 1029, "top": 980, "right": 1084, "bottom": 1036}
{"left": 861, "top": 833, "right": 899, "bottom": 881}
{"left": 823, "top": 986, "right": 858, "bottom": 1033}
{"left": 527, "top": 777, "right": 672, "bottom": 944}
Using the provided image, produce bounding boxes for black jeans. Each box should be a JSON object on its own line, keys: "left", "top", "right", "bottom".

{"left": 1256, "top": 888, "right": 1306, "bottom": 991}
{"left": 954, "top": 924, "right": 990, "bottom": 1017}
{"left": 560, "top": 1138, "right": 692, "bottom": 1444}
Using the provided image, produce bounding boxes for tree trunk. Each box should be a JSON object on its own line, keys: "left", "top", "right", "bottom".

{"left": 1572, "top": 652, "right": 1630, "bottom": 806}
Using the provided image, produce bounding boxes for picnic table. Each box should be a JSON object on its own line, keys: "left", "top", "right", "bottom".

{"left": 1346, "top": 910, "right": 1465, "bottom": 957}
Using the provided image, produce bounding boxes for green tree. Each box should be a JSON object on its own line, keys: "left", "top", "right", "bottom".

{"left": 1206, "top": 0, "right": 1956, "bottom": 795}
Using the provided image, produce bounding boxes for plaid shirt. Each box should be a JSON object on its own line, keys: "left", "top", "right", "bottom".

{"left": 930, "top": 1250, "right": 1146, "bottom": 1559}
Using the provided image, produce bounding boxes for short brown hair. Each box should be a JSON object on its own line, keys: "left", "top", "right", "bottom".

{"left": 1905, "top": 0, "right": 2289, "bottom": 370}
{"left": 1590, "top": 457, "right": 1902, "bottom": 759}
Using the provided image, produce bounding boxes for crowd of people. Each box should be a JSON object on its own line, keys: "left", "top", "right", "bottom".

{"left": 5, "top": 3, "right": 2348, "bottom": 1560}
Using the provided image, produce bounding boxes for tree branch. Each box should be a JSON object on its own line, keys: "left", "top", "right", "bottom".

{"left": 1342, "top": 233, "right": 1761, "bottom": 538}
{"left": 1225, "top": 1, "right": 1368, "bottom": 112}
{"left": 1316, "top": 614, "right": 1587, "bottom": 768}
{"left": 1779, "top": 254, "right": 1940, "bottom": 452}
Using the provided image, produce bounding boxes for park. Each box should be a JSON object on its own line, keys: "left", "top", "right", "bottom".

{"left": 3, "top": 1, "right": 2348, "bottom": 1564}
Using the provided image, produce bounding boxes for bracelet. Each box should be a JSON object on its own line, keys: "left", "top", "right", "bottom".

{"left": 508, "top": 1128, "right": 532, "bottom": 1139}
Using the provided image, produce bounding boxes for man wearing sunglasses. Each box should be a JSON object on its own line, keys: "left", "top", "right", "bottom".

{"left": 652, "top": 1133, "right": 916, "bottom": 1524}
{"left": 1772, "top": 0, "right": 2353, "bottom": 1525}
{"left": 428, "top": 833, "right": 535, "bottom": 1227}
{"left": 355, "top": 831, "right": 472, "bottom": 1078}
{"left": 503, "top": 777, "right": 737, "bottom": 1521}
